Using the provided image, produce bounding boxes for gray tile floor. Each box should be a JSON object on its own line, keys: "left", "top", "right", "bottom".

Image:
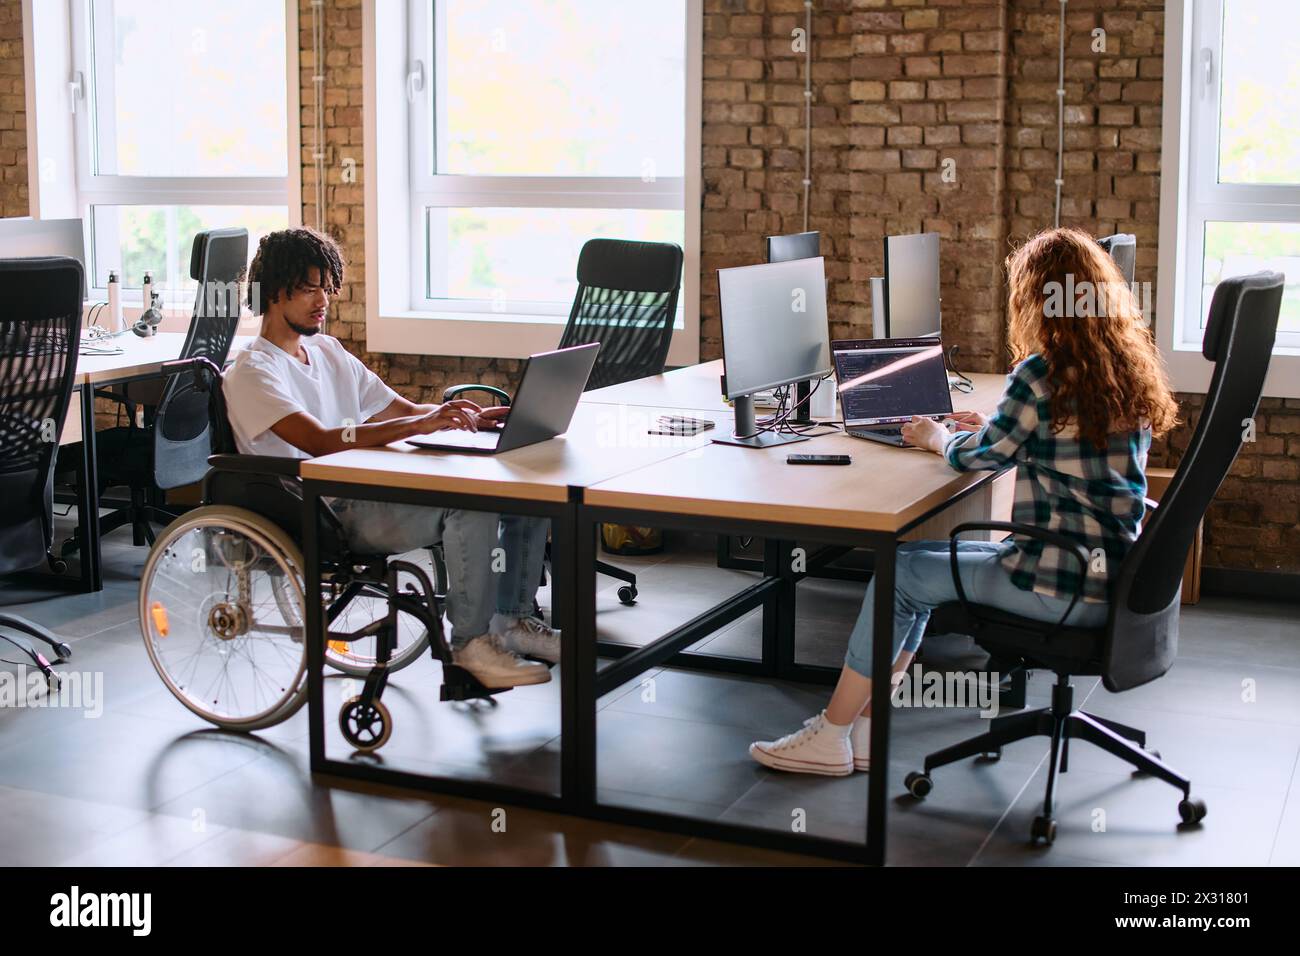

{"left": 1, "top": 515, "right": 1297, "bottom": 866}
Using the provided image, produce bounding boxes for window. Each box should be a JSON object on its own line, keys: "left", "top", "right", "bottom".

{"left": 1160, "top": 0, "right": 1300, "bottom": 396}
{"left": 69, "top": 0, "right": 297, "bottom": 302}
{"left": 365, "top": 0, "right": 701, "bottom": 361}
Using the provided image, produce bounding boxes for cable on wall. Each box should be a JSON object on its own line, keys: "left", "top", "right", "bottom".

{"left": 1053, "top": 0, "right": 1067, "bottom": 227}
{"left": 802, "top": 1, "right": 813, "bottom": 232}
{"left": 312, "top": 0, "right": 326, "bottom": 233}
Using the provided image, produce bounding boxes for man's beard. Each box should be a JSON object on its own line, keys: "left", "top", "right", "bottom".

{"left": 286, "top": 318, "right": 322, "bottom": 336}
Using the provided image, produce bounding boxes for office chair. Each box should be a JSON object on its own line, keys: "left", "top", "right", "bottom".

{"left": 444, "top": 238, "right": 685, "bottom": 605}
{"left": 1097, "top": 233, "right": 1136, "bottom": 285}
{"left": 905, "top": 271, "right": 1284, "bottom": 845}
{"left": 0, "top": 257, "right": 83, "bottom": 685}
{"left": 60, "top": 228, "right": 249, "bottom": 550}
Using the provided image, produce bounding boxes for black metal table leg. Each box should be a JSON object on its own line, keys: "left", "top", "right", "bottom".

{"left": 77, "top": 384, "right": 103, "bottom": 592}
{"left": 563, "top": 491, "right": 596, "bottom": 812}
{"left": 867, "top": 535, "right": 895, "bottom": 866}
{"left": 303, "top": 485, "right": 327, "bottom": 773}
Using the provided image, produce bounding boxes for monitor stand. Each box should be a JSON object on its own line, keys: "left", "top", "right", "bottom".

{"left": 712, "top": 394, "right": 810, "bottom": 449}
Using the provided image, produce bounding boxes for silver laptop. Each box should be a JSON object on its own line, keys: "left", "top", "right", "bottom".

{"left": 407, "top": 342, "right": 600, "bottom": 453}
{"left": 831, "top": 337, "right": 953, "bottom": 447}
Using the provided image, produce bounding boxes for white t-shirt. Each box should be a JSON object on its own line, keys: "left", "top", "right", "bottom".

{"left": 223, "top": 334, "right": 400, "bottom": 458}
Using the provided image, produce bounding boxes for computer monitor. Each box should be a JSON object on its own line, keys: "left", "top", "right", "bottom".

{"left": 1097, "top": 233, "right": 1136, "bottom": 285}
{"left": 766, "top": 230, "right": 820, "bottom": 264}
{"left": 883, "top": 232, "right": 940, "bottom": 339}
{"left": 0, "top": 217, "right": 87, "bottom": 297}
{"left": 765, "top": 231, "right": 822, "bottom": 423}
{"left": 717, "top": 256, "right": 832, "bottom": 448}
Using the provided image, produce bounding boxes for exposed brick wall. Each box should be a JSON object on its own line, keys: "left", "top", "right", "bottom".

{"left": 1, "top": 0, "right": 1294, "bottom": 573}
{"left": 0, "top": 0, "right": 27, "bottom": 217}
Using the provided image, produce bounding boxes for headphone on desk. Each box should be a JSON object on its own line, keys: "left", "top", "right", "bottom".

{"left": 133, "top": 292, "right": 164, "bottom": 337}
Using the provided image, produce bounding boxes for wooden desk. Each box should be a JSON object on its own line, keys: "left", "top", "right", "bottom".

{"left": 295, "top": 361, "right": 1015, "bottom": 865}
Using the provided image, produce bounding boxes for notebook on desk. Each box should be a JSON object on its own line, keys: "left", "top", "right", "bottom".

{"left": 831, "top": 337, "right": 953, "bottom": 447}
{"left": 407, "top": 342, "right": 599, "bottom": 454}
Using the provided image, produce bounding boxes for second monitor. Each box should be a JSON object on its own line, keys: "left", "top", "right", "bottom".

{"left": 717, "top": 255, "right": 832, "bottom": 448}
{"left": 883, "top": 231, "right": 941, "bottom": 339}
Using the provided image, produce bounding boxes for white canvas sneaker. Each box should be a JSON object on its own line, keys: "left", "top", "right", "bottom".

{"left": 850, "top": 716, "right": 871, "bottom": 771}
{"left": 489, "top": 613, "right": 561, "bottom": 664}
{"left": 748, "top": 711, "right": 854, "bottom": 776}
{"left": 452, "top": 634, "right": 551, "bottom": 688}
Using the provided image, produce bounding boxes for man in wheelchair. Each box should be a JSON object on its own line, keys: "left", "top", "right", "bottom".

{"left": 223, "top": 228, "right": 556, "bottom": 691}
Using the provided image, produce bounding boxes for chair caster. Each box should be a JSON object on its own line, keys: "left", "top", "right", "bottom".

{"left": 53, "top": 642, "right": 71, "bottom": 661}
{"left": 46, "top": 552, "right": 68, "bottom": 575}
{"left": 1178, "top": 797, "right": 1207, "bottom": 825}
{"left": 339, "top": 696, "right": 392, "bottom": 753}
{"left": 59, "top": 537, "right": 79, "bottom": 559}
{"left": 1030, "top": 815, "right": 1057, "bottom": 845}
{"left": 904, "top": 771, "right": 933, "bottom": 798}
{"left": 617, "top": 585, "right": 637, "bottom": 606}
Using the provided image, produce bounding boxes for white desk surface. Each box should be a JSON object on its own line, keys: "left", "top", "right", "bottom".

{"left": 300, "top": 402, "right": 731, "bottom": 503}
{"left": 584, "top": 371, "right": 1009, "bottom": 533}
{"left": 78, "top": 332, "right": 255, "bottom": 385}
{"left": 581, "top": 359, "right": 731, "bottom": 412}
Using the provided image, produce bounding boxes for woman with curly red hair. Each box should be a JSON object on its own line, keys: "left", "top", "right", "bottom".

{"left": 750, "top": 226, "right": 1179, "bottom": 776}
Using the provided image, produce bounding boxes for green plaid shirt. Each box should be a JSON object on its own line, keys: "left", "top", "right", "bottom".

{"left": 943, "top": 354, "right": 1149, "bottom": 604}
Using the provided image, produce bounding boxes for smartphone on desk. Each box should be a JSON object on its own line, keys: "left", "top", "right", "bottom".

{"left": 787, "top": 454, "right": 851, "bottom": 465}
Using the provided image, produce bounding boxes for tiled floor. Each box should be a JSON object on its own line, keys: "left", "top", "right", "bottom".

{"left": 1, "top": 516, "right": 1297, "bottom": 866}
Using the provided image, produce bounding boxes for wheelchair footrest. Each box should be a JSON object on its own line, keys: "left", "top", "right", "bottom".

{"left": 440, "top": 664, "right": 511, "bottom": 702}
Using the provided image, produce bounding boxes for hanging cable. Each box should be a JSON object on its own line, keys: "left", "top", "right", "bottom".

{"left": 1053, "top": 0, "right": 1067, "bottom": 227}
{"left": 312, "top": 0, "right": 326, "bottom": 233}
{"left": 802, "top": 1, "right": 813, "bottom": 232}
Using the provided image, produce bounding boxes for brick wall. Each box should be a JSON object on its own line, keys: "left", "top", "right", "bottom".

{"left": 0, "top": 0, "right": 26, "bottom": 217}
{"left": 0, "top": 0, "right": 1295, "bottom": 573}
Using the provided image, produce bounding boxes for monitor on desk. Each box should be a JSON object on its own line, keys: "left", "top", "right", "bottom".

{"left": 883, "top": 232, "right": 941, "bottom": 339}
{"left": 0, "top": 218, "right": 87, "bottom": 298}
{"left": 716, "top": 255, "right": 831, "bottom": 448}
{"left": 766, "top": 230, "right": 820, "bottom": 264}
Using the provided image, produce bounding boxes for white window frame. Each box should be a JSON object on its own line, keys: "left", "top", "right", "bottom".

{"left": 66, "top": 0, "right": 301, "bottom": 307}
{"left": 364, "top": 0, "right": 701, "bottom": 363}
{"left": 1158, "top": 0, "right": 1300, "bottom": 398}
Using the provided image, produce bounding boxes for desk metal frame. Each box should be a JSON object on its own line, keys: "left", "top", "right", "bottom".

{"left": 298, "top": 463, "right": 994, "bottom": 865}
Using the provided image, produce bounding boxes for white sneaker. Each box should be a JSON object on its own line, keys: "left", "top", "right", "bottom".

{"left": 452, "top": 634, "right": 551, "bottom": 689}
{"left": 490, "top": 612, "right": 560, "bottom": 664}
{"left": 850, "top": 716, "right": 870, "bottom": 771}
{"left": 749, "top": 711, "right": 853, "bottom": 777}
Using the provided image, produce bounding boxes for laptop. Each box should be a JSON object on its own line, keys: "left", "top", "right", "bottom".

{"left": 407, "top": 342, "right": 600, "bottom": 454}
{"left": 831, "top": 337, "right": 953, "bottom": 447}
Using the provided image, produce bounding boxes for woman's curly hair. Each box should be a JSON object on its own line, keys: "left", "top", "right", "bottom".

{"left": 246, "top": 228, "right": 344, "bottom": 315}
{"left": 1006, "top": 227, "right": 1179, "bottom": 450}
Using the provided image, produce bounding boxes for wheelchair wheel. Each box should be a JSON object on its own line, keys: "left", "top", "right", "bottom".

{"left": 318, "top": 571, "right": 432, "bottom": 678}
{"left": 140, "top": 506, "right": 309, "bottom": 732}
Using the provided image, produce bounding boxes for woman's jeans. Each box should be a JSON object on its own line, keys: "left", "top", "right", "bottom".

{"left": 328, "top": 499, "right": 549, "bottom": 647}
{"left": 843, "top": 540, "right": 1109, "bottom": 679}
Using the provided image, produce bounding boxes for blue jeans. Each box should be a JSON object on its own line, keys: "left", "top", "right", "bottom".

{"left": 328, "top": 499, "right": 549, "bottom": 646}
{"left": 843, "top": 539, "right": 1109, "bottom": 679}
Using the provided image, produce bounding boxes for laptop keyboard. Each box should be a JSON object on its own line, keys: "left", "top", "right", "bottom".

{"left": 849, "top": 427, "right": 902, "bottom": 439}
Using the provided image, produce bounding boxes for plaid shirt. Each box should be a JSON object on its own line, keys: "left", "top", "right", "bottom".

{"left": 942, "top": 354, "right": 1149, "bottom": 604}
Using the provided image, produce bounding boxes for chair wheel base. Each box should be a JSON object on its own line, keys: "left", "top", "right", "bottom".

{"left": 617, "top": 585, "right": 637, "bottom": 605}
{"left": 1178, "top": 797, "right": 1207, "bottom": 825}
{"left": 904, "top": 771, "right": 933, "bottom": 798}
{"left": 1030, "top": 815, "right": 1057, "bottom": 845}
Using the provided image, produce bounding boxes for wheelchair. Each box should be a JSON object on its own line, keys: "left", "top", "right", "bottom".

{"left": 136, "top": 358, "right": 509, "bottom": 753}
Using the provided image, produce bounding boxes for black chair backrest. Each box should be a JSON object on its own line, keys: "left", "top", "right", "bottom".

{"left": 558, "top": 238, "right": 684, "bottom": 391}
{"left": 179, "top": 227, "right": 248, "bottom": 368}
{"left": 1103, "top": 271, "right": 1283, "bottom": 691}
{"left": 0, "top": 256, "right": 83, "bottom": 573}
{"left": 767, "top": 231, "right": 820, "bottom": 264}
{"left": 150, "top": 229, "right": 247, "bottom": 488}
{"left": 1097, "top": 233, "right": 1136, "bottom": 285}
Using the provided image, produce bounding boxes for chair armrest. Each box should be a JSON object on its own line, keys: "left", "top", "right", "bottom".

{"left": 207, "top": 454, "right": 302, "bottom": 478}
{"left": 947, "top": 521, "right": 1092, "bottom": 641}
{"left": 442, "top": 384, "right": 512, "bottom": 406}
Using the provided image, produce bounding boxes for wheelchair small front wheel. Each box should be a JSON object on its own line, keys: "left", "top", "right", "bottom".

{"left": 140, "top": 506, "right": 309, "bottom": 732}
{"left": 339, "top": 696, "right": 392, "bottom": 753}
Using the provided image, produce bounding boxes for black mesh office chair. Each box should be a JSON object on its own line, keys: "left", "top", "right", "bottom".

{"left": 444, "top": 238, "right": 685, "bottom": 605}
{"left": 1098, "top": 233, "right": 1137, "bottom": 285}
{"left": 60, "top": 227, "right": 248, "bottom": 550}
{"left": 0, "top": 257, "right": 82, "bottom": 684}
{"left": 906, "top": 271, "right": 1284, "bottom": 845}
